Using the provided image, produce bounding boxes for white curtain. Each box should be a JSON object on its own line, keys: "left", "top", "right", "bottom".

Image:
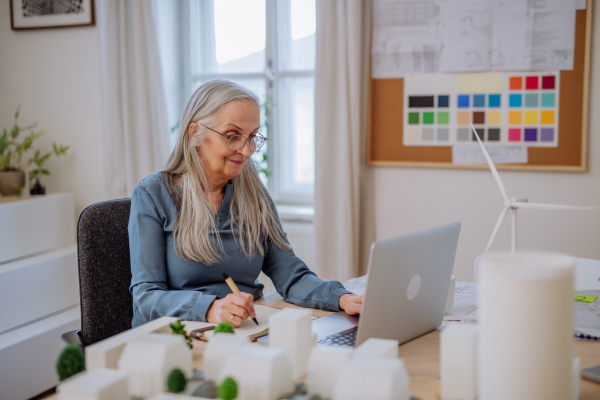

{"left": 97, "top": 0, "right": 170, "bottom": 199}
{"left": 314, "top": 1, "right": 373, "bottom": 282}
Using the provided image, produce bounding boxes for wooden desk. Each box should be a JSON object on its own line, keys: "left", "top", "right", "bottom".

{"left": 46, "top": 291, "right": 600, "bottom": 400}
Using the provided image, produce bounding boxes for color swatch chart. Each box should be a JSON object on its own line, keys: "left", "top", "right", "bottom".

{"left": 403, "top": 72, "right": 560, "bottom": 147}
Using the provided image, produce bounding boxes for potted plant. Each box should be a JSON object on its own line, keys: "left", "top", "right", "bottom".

{"left": 0, "top": 107, "right": 69, "bottom": 196}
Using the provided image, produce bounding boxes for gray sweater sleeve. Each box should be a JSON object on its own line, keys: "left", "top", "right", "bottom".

{"left": 128, "top": 185, "right": 217, "bottom": 324}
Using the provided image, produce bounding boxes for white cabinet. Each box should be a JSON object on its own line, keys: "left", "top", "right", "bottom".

{"left": 0, "top": 193, "right": 80, "bottom": 400}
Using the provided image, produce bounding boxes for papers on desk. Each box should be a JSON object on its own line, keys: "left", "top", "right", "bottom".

{"left": 343, "top": 274, "right": 368, "bottom": 296}
{"left": 574, "top": 290, "right": 600, "bottom": 332}
{"left": 444, "top": 281, "right": 480, "bottom": 322}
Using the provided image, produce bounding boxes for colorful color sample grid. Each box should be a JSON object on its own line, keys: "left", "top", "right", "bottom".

{"left": 403, "top": 72, "right": 560, "bottom": 147}
{"left": 505, "top": 74, "right": 559, "bottom": 145}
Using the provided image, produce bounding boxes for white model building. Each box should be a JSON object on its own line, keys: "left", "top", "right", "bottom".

{"left": 269, "top": 308, "right": 316, "bottom": 379}
{"left": 147, "top": 394, "right": 212, "bottom": 400}
{"left": 203, "top": 333, "right": 249, "bottom": 381}
{"left": 85, "top": 316, "right": 180, "bottom": 370}
{"left": 117, "top": 333, "right": 193, "bottom": 398}
{"left": 57, "top": 368, "right": 129, "bottom": 400}
{"left": 219, "top": 344, "right": 294, "bottom": 400}
{"left": 332, "top": 357, "right": 410, "bottom": 400}
{"left": 353, "top": 337, "right": 399, "bottom": 359}
{"left": 440, "top": 323, "right": 478, "bottom": 400}
{"left": 307, "top": 346, "right": 354, "bottom": 399}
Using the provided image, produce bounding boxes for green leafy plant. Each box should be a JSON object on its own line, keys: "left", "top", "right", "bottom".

{"left": 56, "top": 344, "right": 85, "bottom": 381}
{"left": 252, "top": 99, "right": 272, "bottom": 181}
{"left": 0, "top": 106, "right": 69, "bottom": 194}
{"left": 167, "top": 368, "right": 187, "bottom": 393}
{"left": 28, "top": 143, "right": 69, "bottom": 186}
{"left": 218, "top": 376, "right": 238, "bottom": 400}
{"left": 214, "top": 321, "right": 235, "bottom": 334}
{"left": 0, "top": 107, "right": 42, "bottom": 172}
{"left": 169, "top": 319, "right": 193, "bottom": 349}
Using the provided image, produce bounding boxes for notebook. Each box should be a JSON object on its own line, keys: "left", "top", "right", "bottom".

{"left": 184, "top": 305, "right": 281, "bottom": 341}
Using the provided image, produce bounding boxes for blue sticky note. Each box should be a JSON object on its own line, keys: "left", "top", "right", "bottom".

{"left": 458, "top": 94, "right": 470, "bottom": 108}
{"left": 488, "top": 94, "right": 501, "bottom": 108}
{"left": 509, "top": 94, "right": 522, "bottom": 107}
{"left": 473, "top": 94, "right": 485, "bottom": 107}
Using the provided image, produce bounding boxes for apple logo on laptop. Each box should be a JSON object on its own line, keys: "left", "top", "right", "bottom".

{"left": 407, "top": 274, "right": 421, "bottom": 300}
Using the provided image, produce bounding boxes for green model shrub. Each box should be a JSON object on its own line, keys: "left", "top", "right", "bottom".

{"left": 56, "top": 344, "right": 85, "bottom": 381}
{"left": 218, "top": 376, "right": 238, "bottom": 400}
{"left": 167, "top": 368, "right": 187, "bottom": 393}
{"left": 214, "top": 321, "right": 235, "bottom": 334}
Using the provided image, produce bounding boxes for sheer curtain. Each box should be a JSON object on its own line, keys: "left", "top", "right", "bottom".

{"left": 97, "top": 0, "right": 170, "bottom": 199}
{"left": 314, "top": 0, "right": 374, "bottom": 282}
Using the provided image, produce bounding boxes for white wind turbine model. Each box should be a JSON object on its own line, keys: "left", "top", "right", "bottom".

{"left": 469, "top": 123, "right": 596, "bottom": 255}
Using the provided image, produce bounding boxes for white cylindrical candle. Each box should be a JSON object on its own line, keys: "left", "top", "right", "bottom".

{"left": 478, "top": 251, "right": 574, "bottom": 400}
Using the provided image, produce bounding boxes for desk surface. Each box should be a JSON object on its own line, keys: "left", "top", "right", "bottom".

{"left": 46, "top": 291, "right": 600, "bottom": 400}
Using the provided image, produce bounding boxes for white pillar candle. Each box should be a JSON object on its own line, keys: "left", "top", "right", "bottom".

{"left": 478, "top": 251, "right": 574, "bottom": 400}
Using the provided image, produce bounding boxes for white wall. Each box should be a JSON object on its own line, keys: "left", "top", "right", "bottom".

{"left": 370, "top": 5, "right": 600, "bottom": 282}
{"left": 0, "top": 3, "right": 107, "bottom": 217}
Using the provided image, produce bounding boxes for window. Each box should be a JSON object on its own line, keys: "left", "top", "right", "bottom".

{"left": 184, "top": 0, "right": 316, "bottom": 204}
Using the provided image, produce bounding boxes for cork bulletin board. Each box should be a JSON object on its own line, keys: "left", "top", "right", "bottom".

{"left": 367, "top": 4, "right": 593, "bottom": 172}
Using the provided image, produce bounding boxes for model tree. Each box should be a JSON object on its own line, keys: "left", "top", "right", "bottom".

{"left": 169, "top": 319, "right": 193, "bottom": 349}
{"left": 56, "top": 344, "right": 85, "bottom": 381}
{"left": 218, "top": 376, "right": 238, "bottom": 400}
{"left": 167, "top": 368, "right": 187, "bottom": 393}
{"left": 214, "top": 322, "right": 235, "bottom": 334}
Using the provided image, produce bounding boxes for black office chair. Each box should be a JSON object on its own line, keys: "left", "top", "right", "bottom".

{"left": 67, "top": 199, "right": 134, "bottom": 347}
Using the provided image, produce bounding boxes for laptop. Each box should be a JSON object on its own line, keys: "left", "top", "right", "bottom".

{"left": 314, "top": 222, "right": 461, "bottom": 347}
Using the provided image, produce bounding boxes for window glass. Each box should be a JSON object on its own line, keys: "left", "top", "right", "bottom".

{"left": 277, "top": 0, "right": 316, "bottom": 72}
{"left": 278, "top": 76, "right": 315, "bottom": 191}
{"left": 191, "top": 0, "right": 266, "bottom": 74}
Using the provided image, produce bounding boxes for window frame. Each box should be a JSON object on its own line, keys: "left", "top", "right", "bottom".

{"left": 180, "top": 0, "right": 315, "bottom": 205}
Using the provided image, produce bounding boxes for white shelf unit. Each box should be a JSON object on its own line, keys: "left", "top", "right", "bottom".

{"left": 0, "top": 193, "right": 80, "bottom": 400}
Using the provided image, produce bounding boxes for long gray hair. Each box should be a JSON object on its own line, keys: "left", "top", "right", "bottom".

{"left": 164, "top": 79, "right": 290, "bottom": 265}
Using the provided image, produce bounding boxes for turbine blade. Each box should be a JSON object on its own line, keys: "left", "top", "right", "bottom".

{"left": 513, "top": 202, "right": 597, "bottom": 211}
{"left": 485, "top": 207, "right": 509, "bottom": 255}
{"left": 469, "top": 123, "right": 509, "bottom": 203}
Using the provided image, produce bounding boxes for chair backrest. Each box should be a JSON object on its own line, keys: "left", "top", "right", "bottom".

{"left": 77, "top": 199, "right": 132, "bottom": 346}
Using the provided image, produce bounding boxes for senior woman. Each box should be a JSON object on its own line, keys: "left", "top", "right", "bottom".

{"left": 129, "top": 79, "right": 363, "bottom": 328}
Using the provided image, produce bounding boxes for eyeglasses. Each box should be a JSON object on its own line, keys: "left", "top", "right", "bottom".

{"left": 200, "top": 124, "right": 267, "bottom": 153}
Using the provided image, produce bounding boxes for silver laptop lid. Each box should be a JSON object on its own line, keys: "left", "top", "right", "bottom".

{"left": 355, "top": 222, "right": 461, "bottom": 346}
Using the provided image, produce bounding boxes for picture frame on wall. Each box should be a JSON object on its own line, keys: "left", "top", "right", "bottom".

{"left": 10, "top": 0, "right": 95, "bottom": 30}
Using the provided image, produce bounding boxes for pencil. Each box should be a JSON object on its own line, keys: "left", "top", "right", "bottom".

{"left": 222, "top": 273, "right": 259, "bottom": 325}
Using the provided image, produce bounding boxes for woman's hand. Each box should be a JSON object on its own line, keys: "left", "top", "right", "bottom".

{"left": 206, "top": 293, "right": 256, "bottom": 328}
{"left": 339, "top": 294, "right": 364, "bottom": 315}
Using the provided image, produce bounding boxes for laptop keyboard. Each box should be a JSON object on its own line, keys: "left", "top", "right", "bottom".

{"left": 317, "top": 327, "right": 358, "bottom": 347}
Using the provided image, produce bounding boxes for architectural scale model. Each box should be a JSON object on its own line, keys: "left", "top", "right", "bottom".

{"left": 118, "top": 333, "right": 193, "bottom": 398}
{"left": 333, "top": 357, "right": 410, "bottom": 400}
{"left": 268, "top": 308, "right": 316, "bottom": 380}
{"left": 56, "top": 368, "right": 129, "bottom": 400}
{"left": 57, "top": 313, "right": 418, "bottom": 400}
{"left": 440, "top": 322, "right": 478, "bottom": 400}
{"left": 147, "top": 394, "right": 211, "bottom": 400}
{"left": 352, "top": 337, "right": 399, "bottom": 359}
{"left": 307, "top": 346, "right": 353, "bottom": 399}
{"left": 218, "top": 344, "right": 294, "bottom": 400}
{"left": 85, "top": 316, "right": 180, "bottom": 370}
{"left": 203, "top": 333, "right": 249, "bottom": 381}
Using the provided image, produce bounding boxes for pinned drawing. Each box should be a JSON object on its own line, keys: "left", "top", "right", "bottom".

{"left": 469, "top": 123, "right": 596, "bottom": 255}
